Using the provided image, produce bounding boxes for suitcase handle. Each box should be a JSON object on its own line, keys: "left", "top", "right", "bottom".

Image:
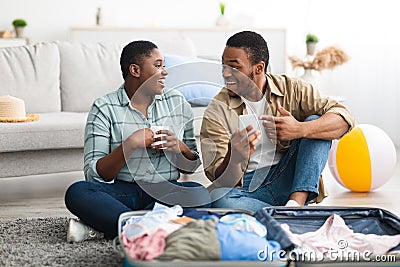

{"left": 112, "top": 237, "right": 124, "bottom": 258}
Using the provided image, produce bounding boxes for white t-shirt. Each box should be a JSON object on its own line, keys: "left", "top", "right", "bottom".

{"left": 243, "top": 97, "right": 282, "bottom": 172}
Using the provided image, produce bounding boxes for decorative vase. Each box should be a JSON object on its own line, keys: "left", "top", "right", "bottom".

{"left": 14, "top": 27, "right": 24, "bottom": 38}
{"left": 216, "top": 15, "right": 229, "bottom": 27}
{"left": 306, "top": 42, "right": 316, "bottom": 56}
{"left": 300, "top": 68, "right": 323, "bottom": 94}
{"left": 96, "top": 7, "right": 103, "bottom": 26}
{"left": 301, "top": 68, "right": 314, "bottom": 81}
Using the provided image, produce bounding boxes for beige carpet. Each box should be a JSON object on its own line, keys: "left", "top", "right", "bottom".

{"left": 0, "top": 217, "right": 123, "bottom": 266}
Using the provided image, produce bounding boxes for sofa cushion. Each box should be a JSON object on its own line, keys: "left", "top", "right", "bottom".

{"left": 59, "top": 42, "right": 124, "bottom": 112}
{"left": 0, "top": 112, "right": 87, "bottom": 153}
{"left": 191, "top": 106, "right": 206, "bottom": 137}
{"left": 0, "top": 149, "right": 84, "bottom": 178}
{"left": 164, "top": 54, "right": 223, "bottom": 106}
{"left": 0, "top": 42, "right": 61, "bottom": 113}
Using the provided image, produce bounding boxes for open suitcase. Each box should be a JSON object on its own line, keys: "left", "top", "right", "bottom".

{"left": 114, "top": 206, "right": 400, "bottom": 267}
{"left": 260, "top": 206, "right": 400, "bottom": 266}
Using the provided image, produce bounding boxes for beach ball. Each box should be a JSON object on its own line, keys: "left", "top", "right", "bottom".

{"left": 328, "top": 124, "right": 397, "bottom": 192}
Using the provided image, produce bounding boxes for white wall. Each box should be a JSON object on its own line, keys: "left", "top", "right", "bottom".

{"left": 1, "top": 0, "right": 399, "bottom": 146}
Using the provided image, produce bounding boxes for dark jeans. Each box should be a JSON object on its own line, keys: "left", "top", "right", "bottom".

{"left": 64, "top": 179, "right": 210, "bottom": 238}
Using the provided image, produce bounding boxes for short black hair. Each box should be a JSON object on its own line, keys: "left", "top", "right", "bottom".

{"left": 226, "top": 31, "right": 269, "bottom": 67}
{"left": 120, "top": 40, "right": 158, "bottom": 79}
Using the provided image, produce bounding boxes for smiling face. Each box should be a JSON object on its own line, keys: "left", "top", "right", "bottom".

{"left": 221, "top": 46, "right": 259, "bottom": 97}
{"left": 138, "top": 48, "right": 168, "bottom": 96}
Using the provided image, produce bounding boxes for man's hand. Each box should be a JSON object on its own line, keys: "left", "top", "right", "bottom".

{"left": 260, "top": 101, "right": 302, "bottom": 141}
{"left": 128, "top": 128, "right": 154, "bottom": 149}
{"left": 230, "top": 125, "right": 261, "bottom": 163}
{"left": 213, "top": 126, "right": 260, "bottom": 185}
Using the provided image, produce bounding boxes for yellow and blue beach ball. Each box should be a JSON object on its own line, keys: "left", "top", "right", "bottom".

{"left": 328, "top": 124, "right": 397, "bottom": 192}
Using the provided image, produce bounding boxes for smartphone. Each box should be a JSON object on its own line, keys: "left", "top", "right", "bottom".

{"left": 238, "top": 114, "right": 260, "bottom": 135}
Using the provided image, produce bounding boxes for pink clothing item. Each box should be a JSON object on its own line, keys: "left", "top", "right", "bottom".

{"left": 123, "top": 228, "right": 169, "bottom": 261}
{"left": 281, "top": 214, "right": 400, "bottom": 256}
{"left": 122, "top": 203, "right": 183, "bottom": 241}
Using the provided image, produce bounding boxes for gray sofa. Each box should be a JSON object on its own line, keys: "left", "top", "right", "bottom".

{"left": 0, "top": 40, "right": 210, "bottom": 186}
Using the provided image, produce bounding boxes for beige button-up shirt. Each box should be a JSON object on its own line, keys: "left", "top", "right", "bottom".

{"left": 200, "top": 73, "right": 354, "bottom": 200}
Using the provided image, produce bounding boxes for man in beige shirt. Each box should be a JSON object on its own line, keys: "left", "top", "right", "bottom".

{"left": 200, "top": 31, "right": 354, "bottom": 213}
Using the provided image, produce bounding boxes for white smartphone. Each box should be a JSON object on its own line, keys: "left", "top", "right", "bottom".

{"left": 238, "top": 114, "right": 261, "bottom": 135}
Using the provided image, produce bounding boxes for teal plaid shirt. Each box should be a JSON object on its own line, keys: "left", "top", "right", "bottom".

{"left": 84, "top": 84, "right": 199, "bottom": 183}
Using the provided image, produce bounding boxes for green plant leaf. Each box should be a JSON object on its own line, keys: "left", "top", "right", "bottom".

{"left": 219, "top": 2, "right": 225, "bottom": 15}
{"left": 306, "top": 33, "right": 318, "bottom": 44}
{"left": 12, "top": 19, "right": 27, "bottom": 27}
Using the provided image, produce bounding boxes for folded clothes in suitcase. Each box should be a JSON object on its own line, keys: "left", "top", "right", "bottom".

{"left": 255, "top": 206, "right": 400, "bottom": 266}
{"left": 114, "top": 206, "right": 400, "bottom": 267}
{"left": 114, "top": 207, "right": 287, "bottom": 267}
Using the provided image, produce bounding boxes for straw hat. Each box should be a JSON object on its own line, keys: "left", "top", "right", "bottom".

{"left": 0, "top": 95, "right": 39, "bottom": 123}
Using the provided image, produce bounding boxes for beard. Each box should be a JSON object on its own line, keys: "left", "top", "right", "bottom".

{"left": 226, "top": 71, "right": 256, "bottom": 98}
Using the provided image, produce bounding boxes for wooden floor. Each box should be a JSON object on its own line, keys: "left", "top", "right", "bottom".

{"left": 0, "top": 148, "right": 399, "bottom": 219}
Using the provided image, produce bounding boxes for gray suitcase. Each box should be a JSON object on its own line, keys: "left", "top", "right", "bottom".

{"left": 257, "top": 206, "right": 400, "bottom": 267}
{"left": 114, "top": 206, "right": 400, "bottom": 266}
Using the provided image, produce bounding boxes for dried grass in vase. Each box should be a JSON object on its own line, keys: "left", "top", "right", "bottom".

{"left": 289, "top": 46, "right": 349, "bottom": 71}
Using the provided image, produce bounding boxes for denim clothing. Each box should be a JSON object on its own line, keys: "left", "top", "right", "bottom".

{"left": 254, "top": 209, "right": 295, "bottom": 251}
{"left": 65, "top": 180, "right": 211, "bottom": 238}
{"left": 210, "top": 115, "right": 332, "bottom": 214}
{"left": 217, "top": 222, "right": 281, "bottom": 261}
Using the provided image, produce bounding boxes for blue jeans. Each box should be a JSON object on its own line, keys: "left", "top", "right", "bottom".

{"left": 210, "top": 115, "right": 332, "bottom": 213}
{"left": 65, "top": 180, "right": 210, "bottom": 238}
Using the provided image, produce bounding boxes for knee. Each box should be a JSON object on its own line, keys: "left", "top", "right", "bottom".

{"left": 194, "top": 185, "right": 212, "bottom": 206}
{"left": 301, "top": 136, "right": 332, "bottom": 150}
{"left": 178, "top": 182, "right": 212, "bottom": 208}
{"left": 64, "top": 181, "right": 89, "bottom": 207}
{"left": 210, "top": 188, "right": 233, "bottom": 202}
{"left": 210, "top": 187, "right": 241, "bottom": 208}
{"left": 179, "top": 182, "right": 209, "bottom": 197}
{"left": 65, "top": 181, "right": 87, "bottom": 196}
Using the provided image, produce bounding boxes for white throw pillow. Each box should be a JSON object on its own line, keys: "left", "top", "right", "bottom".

{"left": 164, "top": 54, "right": 223, "bottom": 106}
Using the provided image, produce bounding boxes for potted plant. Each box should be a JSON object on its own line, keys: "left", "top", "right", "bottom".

{"left": 305, "top": 33, "right": 318, "bottom": 56}
{"left": 216, "top": 2, "right": 229, "bottom": 27}
{"left": 220, "top": 2, "right": 226, "bottom": 16}
{"left": 12, "top": 19, "right": 27, "bottom": 38}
